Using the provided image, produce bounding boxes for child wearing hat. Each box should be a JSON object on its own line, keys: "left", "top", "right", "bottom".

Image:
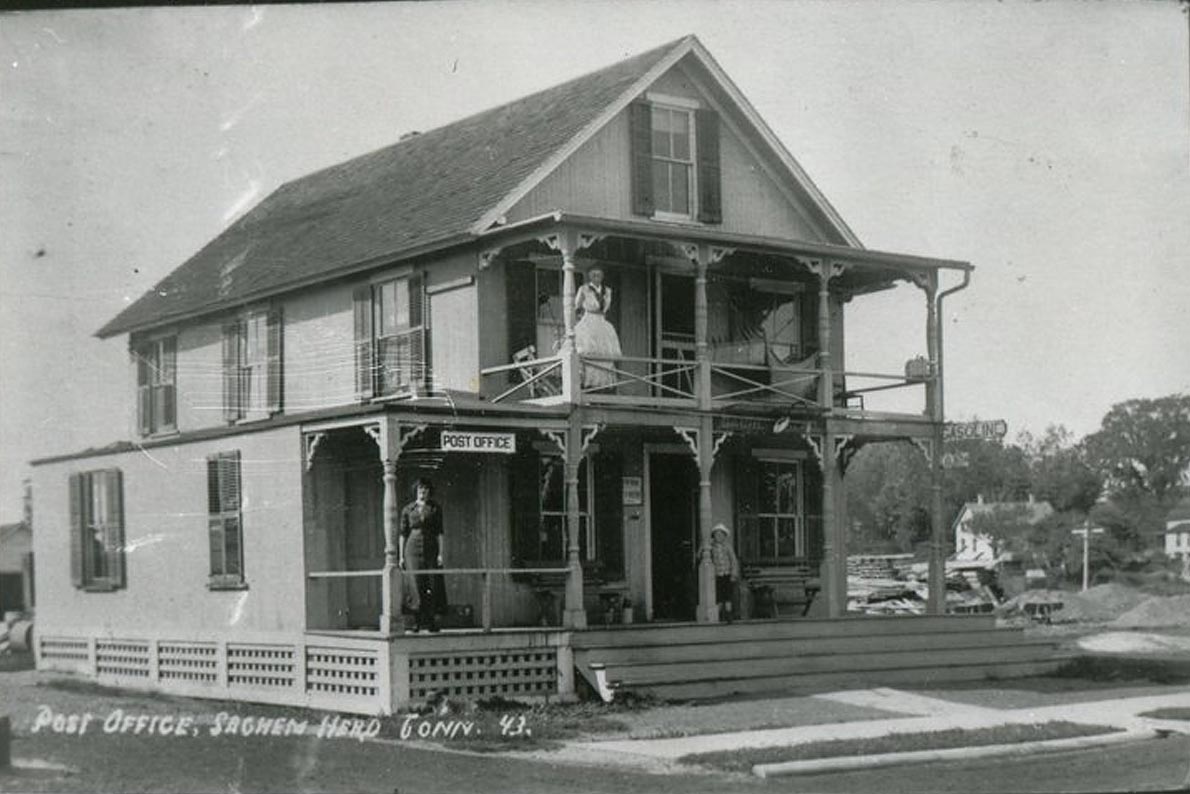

{"left": 710, "top": 523, "right": 741, "bottom": 622}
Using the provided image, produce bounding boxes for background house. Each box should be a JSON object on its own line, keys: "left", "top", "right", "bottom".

{"left": 951, "top": 494, "right": 1054, "bottom": 564}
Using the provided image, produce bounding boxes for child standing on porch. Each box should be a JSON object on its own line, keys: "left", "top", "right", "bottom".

{"left": 710, "top": 523, "right": 741, "bottom": 622}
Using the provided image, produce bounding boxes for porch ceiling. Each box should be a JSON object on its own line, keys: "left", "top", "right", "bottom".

{"left": 480, "top": 211, "right": 972, "bottom": 291}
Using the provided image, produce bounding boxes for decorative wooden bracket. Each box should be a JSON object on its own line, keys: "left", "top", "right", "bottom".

{"left": 478, "top": 248, "right": 500, "bottom": 270}
{"left": 363, "top": 423, "right": 383, "bottom": 450}
{"left": 539, "top": 429, "right": 567, "bottom": 455}
{"left": 800, "top": 257, "right": 848, "bottom": 281}
{"left": 577, "top": 231, "right": 605, "bottom": 251}
{"left": 304, "top": 432, "right": 326, "bottom": 472}
{"left": 712, "top": 431, "right": 733, "bottom": 462}
{"left": 910, "top": 437, "right": 934, "bottom": 465}
{"left": 835, "top": 434, "right": 858, "bottom": 472}
{"left": 709, "top": 246, "right": 734, "bottom": 265}
{"left": 581, "top": 423, "right": 604, "bottom": 455}
{"left": 396, "top": 423, "right": 428, "bottom": 456}
{"left": 679, "top": 242, "right": 700, "bottom": 263}
{"left": 673, "top": 426, "right": 699, "bottom": 459}
{"left": 805, "top": 433, "right": 825, "bottom": 471}
{"left": 908, "top": 270, "right": 937, "bottom": 294}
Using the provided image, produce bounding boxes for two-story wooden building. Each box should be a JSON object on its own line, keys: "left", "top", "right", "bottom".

{"left": 31, "top": 36, "right": 1062, "bottom": 713}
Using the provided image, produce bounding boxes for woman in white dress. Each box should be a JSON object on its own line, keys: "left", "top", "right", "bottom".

{"left": 573, "top": 267, "right": 622, "bottom": 390}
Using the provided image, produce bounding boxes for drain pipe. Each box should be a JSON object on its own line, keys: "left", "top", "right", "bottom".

{"left": 926, "top": 267, "right": 971, "bottom": 614}
{"left": 935, "top": 269, "right": 972, "bottom": 424}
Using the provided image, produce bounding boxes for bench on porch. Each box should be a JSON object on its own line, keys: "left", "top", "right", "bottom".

{"left": 743, "top": 565, "right": 820, "bottom": 618}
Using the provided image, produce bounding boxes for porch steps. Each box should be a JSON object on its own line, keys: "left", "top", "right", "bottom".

{"left": 572, "top": 615, "right": 1067, "bottom": 702}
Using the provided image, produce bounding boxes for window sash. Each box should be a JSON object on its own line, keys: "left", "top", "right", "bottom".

{"left": 650, "top": 106, "right": 694, "bottom": 215}
{"left": 537, "top": 456, "right": 594, "bottom": 562}
{"left": 136, "top": 337, "right": 177, "bottom": 434}
{"left": 75, "top": 470, "right": 124, "bottom": 589}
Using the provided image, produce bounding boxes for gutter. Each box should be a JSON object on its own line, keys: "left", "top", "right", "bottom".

{"left": 935, "top": 269, "right": 973, "bottom": 423}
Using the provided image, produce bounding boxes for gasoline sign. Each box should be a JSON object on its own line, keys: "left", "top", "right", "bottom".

{"left": 943, "top": 420, "right": 1008, "bottom": 441}
{"left": 440, "top": 431, "right": 516, "bottom": 454}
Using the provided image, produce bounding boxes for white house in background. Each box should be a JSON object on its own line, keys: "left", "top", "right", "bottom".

{"left": 1163, "top": 497, "right": 1190, "bottom": 560}
{"left": 951, "top": 494, "right": 1054, "bottom": 563}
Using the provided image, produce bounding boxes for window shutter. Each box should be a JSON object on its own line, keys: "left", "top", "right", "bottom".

{"left": 222, "top": 321, "right": 241, "bottom": 422}
{"left": 593, "top": 451, "right": 623, "bottom": 580}
{"left": 629, "top": 102, "right": 655, "bottom": 217}
{"left": 136, "top": 349, "right": 151, "bottom": 436}
{"left": 161, "top": 337, "right": 177, "bottom": 429}
{"left": 510, "top": 449, "right": 541, "bottom": 566}
{"left": 266, "top": 307, "right": 282, "bottom": 414}
{"left": 353, "top": 285, "right": 375, "bottom": 401}
{"left": 68, "top": 472, "right": 84, "bottom": 588}
{"left": 695, "top": 108, "right": 722, "bottom": 224}
{"left": 734, "top": 455, "right": 761, "bottom": 562}
{"left": 408, "top": 274, "right": 427, "bottom": 388}
{"left": 104, "top": 469, "right": 125, "bottom": 588}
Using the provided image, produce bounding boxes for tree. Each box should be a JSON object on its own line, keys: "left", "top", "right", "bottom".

{"left": 845, "top": 442, "right": 931, "bottom": 553}
{"left": 1019, "top": 424, "right": 1103, "bottom": 513}
{"left": 1085, "top": 394, "right": 1190, "bottom": 509}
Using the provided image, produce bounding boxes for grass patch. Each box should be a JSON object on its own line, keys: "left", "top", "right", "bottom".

{"left": 680, "top": 721, "right": 1119, "bottom": 773}
{"left": 1139, "top": 708, "right": 1190, "bottom": 721}
{"left": 1054, "top": 655, "right": 1190, "bottom": 685}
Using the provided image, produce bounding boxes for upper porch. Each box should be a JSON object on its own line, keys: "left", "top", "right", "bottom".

{"left": 476, "top": 213, "right": 971, "bottom": 421}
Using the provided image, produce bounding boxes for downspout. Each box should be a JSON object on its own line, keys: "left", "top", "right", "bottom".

{"left": 934, "top": 270, "right": 972, "bottom": 423}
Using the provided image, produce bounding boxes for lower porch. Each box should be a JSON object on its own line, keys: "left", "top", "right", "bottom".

{"left": 35, "top": 614, "right": 1064, "bottom": 717}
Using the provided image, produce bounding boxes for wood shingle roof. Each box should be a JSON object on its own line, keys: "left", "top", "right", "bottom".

{"left": 97, "top": 37, "right": 688, "bottom": 338}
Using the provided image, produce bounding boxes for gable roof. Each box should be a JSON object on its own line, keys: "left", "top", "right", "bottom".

{"left": 952, "top": 498, "right": 1055, "bottom": 533}
{"left": 98, "top": 35, "right": 859, "bottom": 339}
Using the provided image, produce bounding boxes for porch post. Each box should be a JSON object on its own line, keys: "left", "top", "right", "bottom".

{"left": 923, "top": 279, "right": 946, "bottom": 615}
{"left": 814, "top": 262, "right": 835, "bottom": 411}
{"left": 820, "top": 427, "right": 844, "bottom": 616}
{"left": 380, "top": 416, "right": 406, "bottom": 634}
{"left": 563, "top": 417, "right": 587, "bottom": 628}
{"left": 693, "top": 246, "right": 712, "bottom": 411}
{"left": 696, "top": 414, "right": 717, "bottom": 622}
{"left": 558, "top": 231, "right": 581, "bottom": 403}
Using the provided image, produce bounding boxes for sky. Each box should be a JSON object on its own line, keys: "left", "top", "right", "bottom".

{"left": 1, "top": 1, "right": 1188, "bottom": 523}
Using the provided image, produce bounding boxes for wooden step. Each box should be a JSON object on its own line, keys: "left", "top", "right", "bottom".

{"left": 632, "top": 658, "right": 1069, "bottom": 701}
{"left": 610, "top": 642, "right": 1059, "bottom": 687}
{"left": 576, "top": 629, "right": 1055, "bottom": 667}
{"left": 574, "top": 614, "right": 998, "bottom": 649}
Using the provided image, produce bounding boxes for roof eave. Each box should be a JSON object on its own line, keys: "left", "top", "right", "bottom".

{"left": 94, "top": 230, "right": 480, "bottom": 339}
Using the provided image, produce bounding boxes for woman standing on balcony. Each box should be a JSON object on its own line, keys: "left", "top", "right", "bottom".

{"left": 574, "top": 266, "right": 622, "bottom": 390}
{"left": 399, "top": 478, "right": 446, "bottom": 632}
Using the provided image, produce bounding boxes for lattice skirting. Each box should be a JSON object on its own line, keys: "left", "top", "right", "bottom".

{"left": 36, "top": 634, "right": 389, "bottom": 716}
{"left": 408, "top": 649, "right": 558, "bottom": 701}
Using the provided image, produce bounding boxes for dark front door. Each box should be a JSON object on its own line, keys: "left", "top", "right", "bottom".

{"left": 649, "top": 452, "right": 698, "bottom": 621}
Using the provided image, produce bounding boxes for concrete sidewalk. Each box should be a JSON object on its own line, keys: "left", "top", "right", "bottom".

{"left": 550, "top": 685, "right": 1190, "bottom": 773}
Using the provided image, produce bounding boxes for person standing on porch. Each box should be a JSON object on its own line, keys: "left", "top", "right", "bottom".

{"left": 399, "top": 477, "right": 446, "bottom": 632}
{"left": 573, "top": 266, "right": 622, "bottom": 390}
{"left": 710, "top": 523, "right": 741, "bottom": 622}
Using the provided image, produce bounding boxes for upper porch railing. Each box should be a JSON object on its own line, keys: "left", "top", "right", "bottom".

{"left": 480, "top": 350, "right": 928, "bottom": 413}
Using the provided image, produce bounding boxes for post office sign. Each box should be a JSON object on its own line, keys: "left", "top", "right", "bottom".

{"left": 439, "top": 431, "right": 516, "bottom": 453}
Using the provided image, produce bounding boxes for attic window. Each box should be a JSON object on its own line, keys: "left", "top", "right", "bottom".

{"left": 630, "top": 99, "right": 721, "bottom": 224}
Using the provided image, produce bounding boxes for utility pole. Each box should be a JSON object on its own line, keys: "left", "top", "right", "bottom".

{"left": 1071, "top": 524, "right": 1104, "bottom": 592}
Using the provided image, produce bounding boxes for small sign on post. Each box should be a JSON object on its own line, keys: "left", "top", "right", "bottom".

{"left": 439, "top": 431, "right": 517, "bottom": 453}
{"left": 942, "top": 420, "right": 1008, "bottom": 441}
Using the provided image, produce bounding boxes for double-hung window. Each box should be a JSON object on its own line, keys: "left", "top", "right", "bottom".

{"left": 352, "top": 274, "right": 425, "bottom": 400}
{"left": 737, "top": 457, "right": 806, "bottom": 564}
{"left": 207, "top": 451, "right": 245, "bottom": 588}
{"left": 68, "top": 469, "right": 125, "bottom": 591}
{"left": 630, "top": 96, "right": 721, "bottom": 224}
{"left": 135, "top": 336, "right": 176, "bottom": 435}
{"left": 537, "top": 455, "right": 594, "bottom": 563}
{"left": 223, "top": 309, "right": 282, "bottom": 422}
{"left": 650, "top": 105, "right": 694, "bottom": 217}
